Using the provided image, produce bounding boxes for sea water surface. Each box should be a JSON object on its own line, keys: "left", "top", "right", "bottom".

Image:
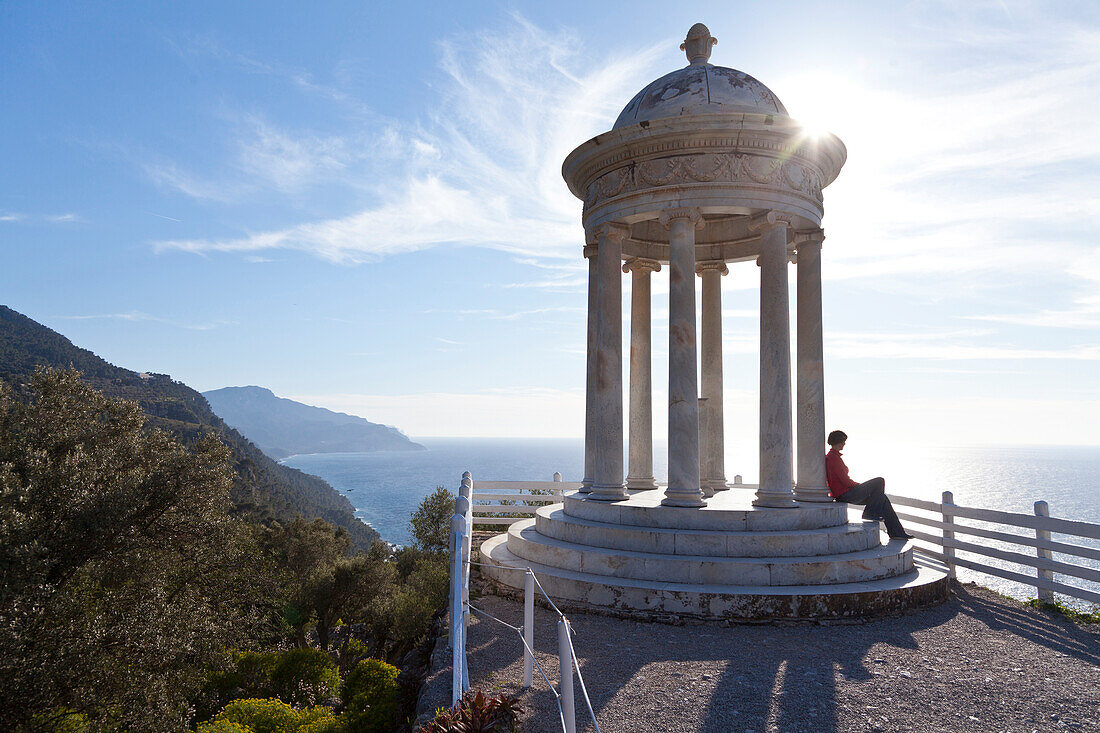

{"left": 283, "top": 439, "right": 1100, "bottom": 605}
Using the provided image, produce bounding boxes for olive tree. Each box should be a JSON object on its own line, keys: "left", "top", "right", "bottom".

{"left": 0, "top": 369, "right": 264, "bottom": 731}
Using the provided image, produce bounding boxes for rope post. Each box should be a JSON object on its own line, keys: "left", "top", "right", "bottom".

{"left": 450, "top": 508, "right": 468, "bottom": 705}
{"left": 558, "top": 617, "right": 576, "bottom": 733}
{"left": 941, "top": 491, "right": 956, "bottom": 580}
{"left": 523, "top": 570, "right": 535, "bottom": 688}
{"left": 1035, "top": 500, "right": 1055, "bottom": 602}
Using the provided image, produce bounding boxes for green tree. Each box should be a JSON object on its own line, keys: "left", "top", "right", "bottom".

{"left": 0, "top": 368, "right": 265, "bottom": 731}
{"left": 408, "top": 485, "right": 455, "bottom": 555}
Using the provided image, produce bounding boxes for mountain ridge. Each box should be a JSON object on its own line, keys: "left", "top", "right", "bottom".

{"left": 203, "top": 385, "right": 424, "bottom": 459}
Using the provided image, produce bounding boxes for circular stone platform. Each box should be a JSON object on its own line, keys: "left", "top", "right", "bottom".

{"left": 480, "top": 490, "right": 949, "bottom": 620}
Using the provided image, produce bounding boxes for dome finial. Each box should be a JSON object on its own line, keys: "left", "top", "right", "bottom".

{"left": 681, "top": 23, "right": 717, "bottom": 66}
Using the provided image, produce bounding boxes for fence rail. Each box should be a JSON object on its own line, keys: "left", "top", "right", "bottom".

{"left": 470, "top": 472, "right": 581, "bottom": 528}
{"left": 890, "top": 492, "right": 1100, "bottom": 605}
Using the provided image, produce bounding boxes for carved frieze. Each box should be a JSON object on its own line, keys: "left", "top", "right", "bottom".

{"left": 583, "top": 152, "right": 824, "bottom": 210}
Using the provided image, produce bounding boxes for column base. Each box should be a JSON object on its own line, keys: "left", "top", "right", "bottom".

{"left": 661, "top": 490, "right": 707, "bottom": 508}
{"left": 588, "top": 483, "right": 626, "bottom": 502}
{"left": 794, "top": 484, "right": 832, "bottom": 503}
{"left": 625, "top": 476, "right": 658, "bottom": 491}
{"left": 753, "top": 489, "right": 798, "bottom": 508}
{"left": 579, "top": 478, "right": 593, "bottom": 495}
{"left": 704, "top": 478, "right": 730, "bottom": 493}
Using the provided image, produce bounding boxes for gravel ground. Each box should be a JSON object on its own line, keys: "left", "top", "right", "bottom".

{"left": 418, "top": 582, "right": 1099, "bottom": 732}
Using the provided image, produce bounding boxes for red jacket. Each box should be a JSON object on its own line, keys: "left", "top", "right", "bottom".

{"left": 825, "top": 449, "right": 859, "bottom": 498}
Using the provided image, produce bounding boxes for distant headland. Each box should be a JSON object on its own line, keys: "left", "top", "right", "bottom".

{"left": 203, "top": 385, "right": 425, "bottom": 459}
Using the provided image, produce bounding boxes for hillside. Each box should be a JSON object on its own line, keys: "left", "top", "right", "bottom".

{"left": 204, "top": 385, "right": 423, "bottom": 459}
{"left": 0, "top": 305, "right": 379, "bottom": 549}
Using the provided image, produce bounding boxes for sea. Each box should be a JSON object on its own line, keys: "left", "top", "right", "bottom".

{"left": 283, "top": 439, "right": 1100, "bottom": 607}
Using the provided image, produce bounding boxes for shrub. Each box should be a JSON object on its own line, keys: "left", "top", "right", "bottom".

{"left": 341, "top": 659, "right": 400, "bottom": 733}
{"left": 270, "top": 648, "right": 342, "bottom": 708}
{"left": 206, "top": 698, "right": 338, "bottom": 733}
{"left": 197, "top": 720, "right": 253, "bottom": 733}
{"left": 209, "top": 698, "right": 300, "bottom": 733}
{"left": 418, "top": 690, "right": 522, "bottom": 733}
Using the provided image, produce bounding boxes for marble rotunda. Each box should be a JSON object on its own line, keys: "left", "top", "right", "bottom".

{"left": 482, "top": 24, "right": 948, "bottom": 618}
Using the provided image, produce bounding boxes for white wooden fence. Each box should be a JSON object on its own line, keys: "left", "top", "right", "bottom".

{"left": 470, "top": 474, "right": 579, "bottom": 527}
{"left": 891, "top": 491, "right": 1100, "bottom": 605}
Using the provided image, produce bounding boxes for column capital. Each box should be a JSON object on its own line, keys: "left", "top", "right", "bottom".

{"left": 623, "top": 257, "right": 662, "bottom": 274}
{"left": 695, "top": 260, "right": 729, "bottom": 276}
{"left": 589, "top": 221, "right": 631, "bottom": 243}
{"left": 793, "top": 227, "right": 825, "bottom": 250}
{"left": 793, "top": 227, "right": 825, "bottom": 244}
{"left": 583, "top": 244, "right": 599, "bottom": 259}
{"left": 658, "top": 207, "right": 705, "bottom": 229}
{"left": 747, "top": 209, "right": 795, "bottom": 233}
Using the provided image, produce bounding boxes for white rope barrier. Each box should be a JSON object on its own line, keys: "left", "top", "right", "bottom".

{"left": 452, "top": 471, "right": 601, "bottom": 733}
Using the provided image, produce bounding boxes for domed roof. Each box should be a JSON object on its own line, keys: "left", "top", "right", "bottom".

{"left": 612, "top": 24, "right": 787, "bottom": 130}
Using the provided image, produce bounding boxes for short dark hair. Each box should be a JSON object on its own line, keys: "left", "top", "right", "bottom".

{"left": 827, "top": 430, "right": 847, "bottom": 446}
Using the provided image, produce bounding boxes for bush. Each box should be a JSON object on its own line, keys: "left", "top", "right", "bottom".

{"left": 270, "top": 648, "right": 341, "bottom": 708}
{"left": 341, "top": 659, "right": 400, "bottom": 733}
{"left": 197, "top": 720, "right": 253, "bottom": 733}
{"left": 408, "top": 486, "right": 454, "bottom": 554}
{"left": 418, "top": 690, "right": 522, "bottom": 733}
{"left": 205, "top": 698, "right": 337, "bottom": 733}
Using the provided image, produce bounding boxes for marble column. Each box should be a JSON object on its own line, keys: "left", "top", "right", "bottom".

{"left": 794, "top": 229, "right": 831, "bottom": 502}
{"left": 624, "top": 258, "right": 661, "bottom": 490}
{"left": 661, "top": 207, "right": 706, "bottom": 508}
{"left": 580, "top": 244, "right": 598, "bottom": 493}
{"left": 752, "top": 210, "right": 797, "bottom": 508}
{"left": 590, "top": 223, "right": 629, "bottom": 502}
{"left": 698, "top": 397, "right": 712, "bottom": 498}
{"left": 697, "top": 260, "right": 729, "bottom": 494}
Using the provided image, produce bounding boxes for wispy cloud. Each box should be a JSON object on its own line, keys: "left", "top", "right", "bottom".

{"left": 2, "top": 211, "right": 82, "bottom": 224}
{"left": 154, "top": 17, "right": 666, "bottom": 263}
{"left": 825, "top": 329, "right": 1100, "bottom": 361}
{"left": 55, "top": 311, "right": 234, "bottom": 331}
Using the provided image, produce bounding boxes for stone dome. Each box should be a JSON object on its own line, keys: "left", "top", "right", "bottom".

{"left": 612, "top": 24, "right": 788, "bottom": 130}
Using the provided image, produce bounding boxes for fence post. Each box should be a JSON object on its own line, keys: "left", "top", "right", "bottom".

{"left": 733, "top": 474, "right": 743, "bottom": 486}
{"left": 460, "top": 473, "right": 473, "bottom": 689}
{"left": 558, "top": 617, "right": 576, "bottom": 733}
{"left": 941, "top": 491, "right": 956, "bottom": 580}
{"left": 450, "top": 509, "right": 467, "bottom": 705}
{"left": 1035, "top": 500, "right": 1055, "bottom": 602}
{"left": 553, "top": 471, "right": 563, "bottom": 500}
{"left": 523, "top": 570, "right": 535, "bottom": 688}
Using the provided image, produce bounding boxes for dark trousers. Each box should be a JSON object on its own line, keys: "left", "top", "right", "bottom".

{"left": 835, "top": 477, "right": 907, "bottom": 538}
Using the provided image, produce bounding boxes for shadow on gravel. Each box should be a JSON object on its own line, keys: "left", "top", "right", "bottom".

{"left": 698, "top": 600, "right": 958, "bottom": 733}
{"left": 950, "top": 583, "right": 1100, "bottom": 666}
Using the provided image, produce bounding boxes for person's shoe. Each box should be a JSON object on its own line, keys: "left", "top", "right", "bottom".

{"left": 889, "top": 533, "right": 914, "bottom": 540}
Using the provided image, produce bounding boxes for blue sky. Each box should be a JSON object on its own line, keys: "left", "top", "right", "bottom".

{"left": 2, "top": 1, "right": 1098, "bottom": 461}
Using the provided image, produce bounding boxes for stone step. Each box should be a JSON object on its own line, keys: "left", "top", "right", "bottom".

{"left": 563, "top": 489, "right": 849, "bottom": 531}
{"left": 480, "top": 534, "right": 950, "bottom": 620}
{"left": 535, "top": 505, "right": 881, "bottom": 557}
{"left": 505, "top": 520, "right": 912, "bottom": 586}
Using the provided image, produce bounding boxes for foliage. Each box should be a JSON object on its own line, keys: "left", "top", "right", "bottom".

{"left": 0, "top": 305, "right": 378, "bottom": 550}
{"left": 0, "top": 368, "right": 267, "bottom": 731}
{"left": 1026, "top": 598, "right": 1100, "bottom": 624}
{"left": 341, "top": 659, "right": 401, "bottom": 733}
{"left": 263, "top": 519, "right": 396, "bottom": 650}
{"left": 384, "top": 556, "right": 450, "bottom": 655}
{"left": 269, "top": 648, "right": 342, "bottom": 708}
{"left": 409, "top": 485, "right": 455, "bottom": 554}
{"left": 203, "top": 698, "right": 338, "bottom": 733}
{"left": 418, "top": 691, "right": 523, "bottom": 733}
{"left": 197, "top": 721, "right": 253, "bottom": 733}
